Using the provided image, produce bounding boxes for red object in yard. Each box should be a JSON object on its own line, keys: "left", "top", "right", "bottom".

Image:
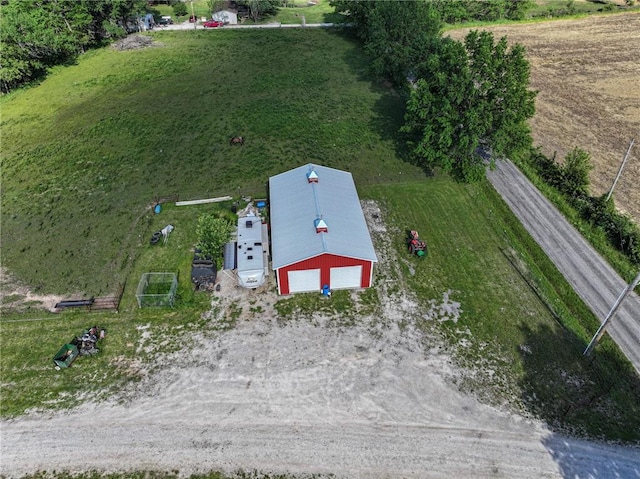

{"left": 407, "top": 230, "right": 427, "bottom": 257}
{"left": 203, "top": 20, "right": 224, "bottom": 28}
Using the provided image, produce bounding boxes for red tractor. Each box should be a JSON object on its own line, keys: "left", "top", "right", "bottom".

{"left": 407, "top": 230, "right": 427, "bottom": 258}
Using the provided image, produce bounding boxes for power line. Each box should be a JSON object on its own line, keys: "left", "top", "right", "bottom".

{"left": 584, "top": 270, "right": 640, "bottom": 356}
{"left": 605, "top": 138, "right": 635, "bottom": 202}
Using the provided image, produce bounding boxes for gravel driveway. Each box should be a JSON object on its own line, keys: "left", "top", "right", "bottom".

{"left": 487, "top": 159, "right": 640, "bottom": 373}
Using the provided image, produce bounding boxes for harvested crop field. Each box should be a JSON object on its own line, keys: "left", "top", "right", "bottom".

{"left": 448, "top": 13, "right": 640, "bottom": 224}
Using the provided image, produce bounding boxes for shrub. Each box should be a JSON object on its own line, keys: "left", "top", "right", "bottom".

{"left": 530, "top": 148, "right": 563, "bottom": 188}
{"left": 524, "top": 148, "right": 640, "bottom": 266}
{"left": 580, "top": 196, "right": 640, "bottom": 265}
{"left": 173, "top": 2, "right": 188, "bottom": 17}
{"left": 561, "top": 147, "right": 592, "bottom": 197}
{"left": 196, "top": 214, "right": 234, "bottom": 265}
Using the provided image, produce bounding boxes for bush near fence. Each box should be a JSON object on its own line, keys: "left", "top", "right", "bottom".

{"left": 528, "top": 149, "right": 640, "bottom": 266}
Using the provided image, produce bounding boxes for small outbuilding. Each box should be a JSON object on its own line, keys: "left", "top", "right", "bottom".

{"left": 269, "top": 164, "right": 377, "bottom": 295}
{"left": 211, "top": 9, "right": 238, "bottom": 25}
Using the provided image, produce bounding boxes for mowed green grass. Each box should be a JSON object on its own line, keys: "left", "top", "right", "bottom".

{"left": 364, "top": 179, "right": 640, "bottom": 441}
{"left": 271, "top": 0, "right": 343, "bottom": 24}
{"left": 1, "top": 28, "right": 639, "bottom": 441}
{"left": 1, "top": 28, "right": 417, "bottom": 295}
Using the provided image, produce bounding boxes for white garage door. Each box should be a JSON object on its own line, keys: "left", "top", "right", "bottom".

{"left": 288, "top": 269, "right": 321, "bottom": 293}
{"left": 330, "top": 265, "right": 362, "bottom": 289}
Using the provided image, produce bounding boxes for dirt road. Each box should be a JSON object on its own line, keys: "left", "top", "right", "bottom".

{"left": 488, "top": 159, "right": 640, "bottom": 372}
{"left": 2, "top": 202, "right": 640, "bottom": 478}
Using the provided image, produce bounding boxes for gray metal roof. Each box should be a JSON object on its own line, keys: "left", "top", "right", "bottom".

{"left": 269, "top": 164, "right": 378, "bottom": 269}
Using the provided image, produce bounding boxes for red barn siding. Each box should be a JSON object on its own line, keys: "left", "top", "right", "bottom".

{"left": 277, "top": 253, "right": 373, "bottom": 295}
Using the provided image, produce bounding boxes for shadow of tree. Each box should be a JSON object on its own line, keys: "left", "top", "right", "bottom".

{"left": 368, "top": 83, "right": 417, "bottom": 162}
{"left": 327, "top": 28, "right": 428, "bottom": 175}
{"left": 518, "top": 321, "right": 640, "bottom": 442}
{"left": 542, "top": 432, "right": 640, "bottom": 478}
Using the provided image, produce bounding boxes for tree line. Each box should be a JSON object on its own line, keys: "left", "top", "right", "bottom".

{"left": 331, "top": 0, "right": 537, "bottom": 181}
{"left": 0, "top": 0, "right": 286, "bottom": 94}
{"left": 0, "top": 0, "right": 149, "bottom": 93}
{"left": 331, "top": 1, "right": 639, "bottom": 265}
{"left": 431, "top": 0, "right": 533, "bottom": 23}
{"left": 529, "top": 148, "right": 640, "bottom": 266}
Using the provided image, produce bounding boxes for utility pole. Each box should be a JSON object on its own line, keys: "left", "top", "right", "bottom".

{"left": 584, "top": 270, "right": 640, "bottom": 356}
{"left": 605, "top": 138, "right": 635, "bottom": 202}
{"left": 191, "top": 0, "right": 197, "bottom": 30}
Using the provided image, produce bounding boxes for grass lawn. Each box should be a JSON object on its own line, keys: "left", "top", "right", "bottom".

{"left": 364, "top": 179, "right": 640, "bottom": 441}
{"left": 1, "top": 28, "right": 416, "bottom": 296}
{"left": 149, "top": 0, "right": 341, "bottom": 25}
{"left": 270, "top": 0, "right": 343, "bottom": 24}
{"left": 1, "top": 27, "right": 638, "bottom": 441}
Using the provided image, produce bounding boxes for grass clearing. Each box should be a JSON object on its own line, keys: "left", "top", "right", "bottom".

{"left": 271, "top": 0, "right": 342, "bottom": 24}
{"left": 1, "top": 27, "right": 638, "bottom": 441}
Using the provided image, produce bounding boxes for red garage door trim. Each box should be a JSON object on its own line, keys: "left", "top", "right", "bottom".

{"left": 276, "top": 253, "right": 373, "bottom": 295}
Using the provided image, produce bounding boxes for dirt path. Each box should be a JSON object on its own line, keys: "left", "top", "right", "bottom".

{"left": 0, "top": 267, "right": 65, "bottom": 312}
{"left": 488, "top": 159, "right": 640, "bottom": 373}
{"left": 2, "top": 202, "right": 640, "bottom": 478}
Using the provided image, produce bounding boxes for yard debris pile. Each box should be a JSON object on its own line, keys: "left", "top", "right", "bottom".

{"left": 191, "top": 249, "right": 217, "bottom": 291}
{"left": 71, "top": 325, "right": 106, "bottom": 356}
{"left": 53, "top": 325, "right": 106, "bottom": 369}
{"left": 111, "top": 35, "right": 158, "bottom": 51}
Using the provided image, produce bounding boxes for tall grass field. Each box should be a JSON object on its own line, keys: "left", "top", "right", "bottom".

{"left": 1, "top": 28, "right": 638, "bottom": 441}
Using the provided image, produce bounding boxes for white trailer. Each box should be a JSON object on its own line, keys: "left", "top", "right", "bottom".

{"left": 236, "top": 213, "right": 268, "bottom": 288}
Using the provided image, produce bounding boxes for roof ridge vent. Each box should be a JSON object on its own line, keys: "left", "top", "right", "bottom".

{"left": 314, "top": 216, "right": 328, "bottom": 233}
{"left": 307, "top": 167, "right": 319, "bottom": 183}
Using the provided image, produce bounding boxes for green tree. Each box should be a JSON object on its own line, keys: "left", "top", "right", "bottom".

{"left": 402, "top": 31, "right": 536, "bottom": 182}
{"left": 207, "top": 0, "right": 227, "bottom": 15}
{"left": 430, "top": 0, "right": 472, "bottom": 23}
{"left": 0, "top": 0, "right": 91, "bottom": 92}
{"left": 196, "top": 214, "right": 234, "bottom": 264}
{"left": 239, "top": 0, "right": 279, "bottom": 22}
{"left": 363, "top": 1, "right": 442, "bottom": 86}
{"left": 503, "top": 0, "right": 535, "bottom": 20}
{"left": 561, "top": 147, "right": 593, "bottom": 196}
{"left": 464, "top": 30, "right": 536, "bottom": 159}
{"left": 173, "top": 1, "right": 188, "bottom": 17}
{"left": 330, "top": 0, "right": 377, "bottom": 39}
{"left": 402, "top": 38, "right": 485, "bottom": 181}
{"left": 330, "top": 1, "right": 442, "bottom": 87}
{"left": 431, "top": 0, "right": 534, "bottom": 23}
{"left": 0, "top": 0, "right": 146, "bottom": 93}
